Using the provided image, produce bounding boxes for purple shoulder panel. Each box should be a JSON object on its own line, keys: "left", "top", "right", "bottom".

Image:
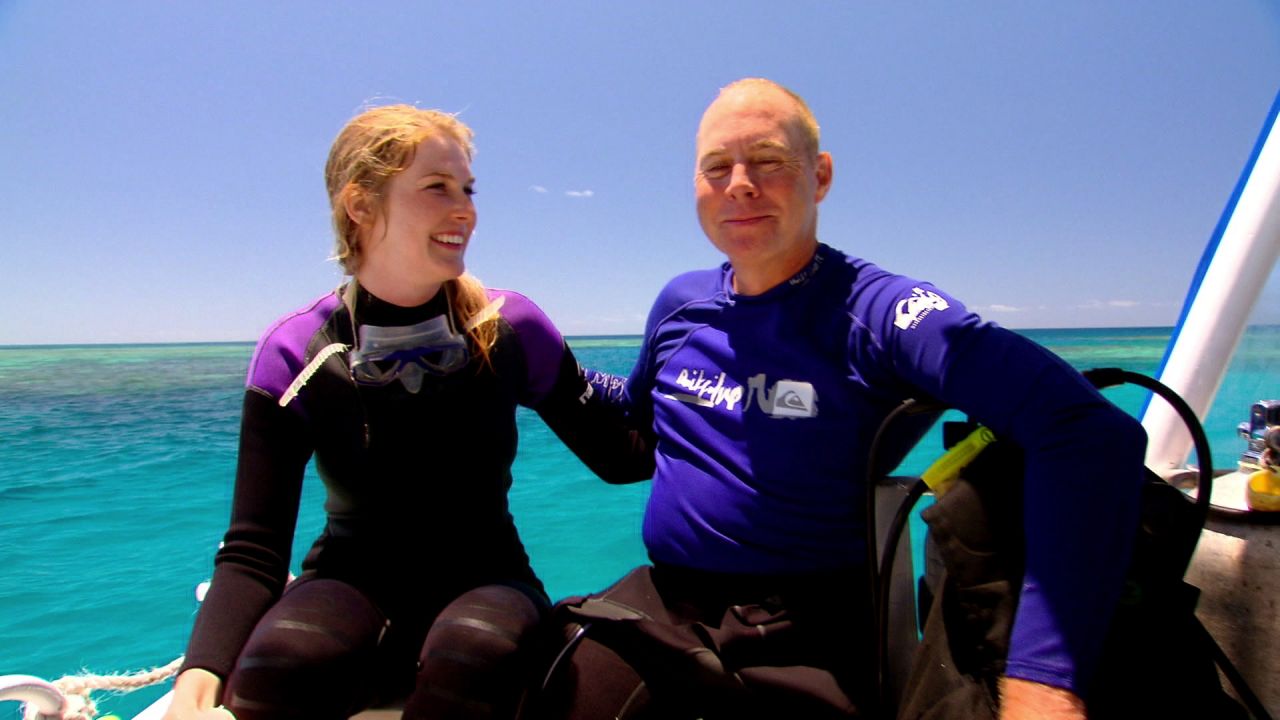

{"left": 489, "top": 288, "right": 565, "bottom": 404}
{"left": 245, "top": 292, "right": 342, "bottom": 400}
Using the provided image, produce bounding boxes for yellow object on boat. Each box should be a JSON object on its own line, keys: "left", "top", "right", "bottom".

{"left": 922, "top": 425, "right": 996, "bottom": 496}
{"left": 1246, "top": 467, "right": 1280, "bottom": 511}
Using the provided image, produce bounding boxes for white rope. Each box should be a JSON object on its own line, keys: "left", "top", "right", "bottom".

{"left": 22, "top": 657, "right": 184, "bottom": 720}
{"left": 278, "top": 342, "right": 349, "bottom": 407}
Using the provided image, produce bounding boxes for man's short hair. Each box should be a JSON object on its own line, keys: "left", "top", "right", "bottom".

{"left": 718, "top": 78, "right": 821, "bottom": 158}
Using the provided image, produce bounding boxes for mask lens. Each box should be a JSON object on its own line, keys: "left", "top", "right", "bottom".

{"left": 412, "top": 344, "right": 468, "bottom": 374}
{"left": 350, "top": 352, "right": 412, "bottom": 386}
{"left": 349, "top": 316, "right": 470, "bottom": 389}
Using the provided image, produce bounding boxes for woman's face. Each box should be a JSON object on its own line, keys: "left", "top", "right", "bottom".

{"left": 355, "top": 134, "right": 476, "bottom": 304}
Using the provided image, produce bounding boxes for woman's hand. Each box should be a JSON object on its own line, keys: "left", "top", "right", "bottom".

{"left": 161, "top": 668, "right": 234, "bottom": 720}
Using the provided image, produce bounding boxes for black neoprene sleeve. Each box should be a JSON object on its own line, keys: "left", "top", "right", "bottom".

{"left": 180, "top": 388, "right": 313, "bottom": 678}
{"left": 533, "top": 345, "right": 655, "bottom": 485}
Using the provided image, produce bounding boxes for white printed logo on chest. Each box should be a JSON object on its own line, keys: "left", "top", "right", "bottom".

{"left": 667, "top": 369, "right": 818, "bottom": 418}
{"left": 672, "top": 368, "right": 745, "bottom": 410}
{"left": 747, "top": 375, "right": 818, "bottom": 418}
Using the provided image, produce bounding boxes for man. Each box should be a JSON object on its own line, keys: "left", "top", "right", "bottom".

{"left": 548, "top": 78, "right": 1146, "bottom": 719}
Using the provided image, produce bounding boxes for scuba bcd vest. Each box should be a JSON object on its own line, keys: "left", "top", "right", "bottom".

{"left": 869, "top": 368, "right": 1268, "bottom": 720}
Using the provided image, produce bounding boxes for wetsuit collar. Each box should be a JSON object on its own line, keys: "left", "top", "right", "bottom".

{"left": 344, "top": 280, "right": 470, "bottom": 393}
{"left": 721, "top": 243, "right": 829, "bottom": 304}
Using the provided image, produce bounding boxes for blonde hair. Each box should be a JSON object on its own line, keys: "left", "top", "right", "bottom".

{"left": 718, "top": 78, "right": 821, "bottom": 159}
{"left": 325, "top": 104, "right": 498, "bottom": 359}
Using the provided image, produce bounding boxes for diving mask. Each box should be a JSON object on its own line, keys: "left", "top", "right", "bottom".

{"left": 349, "top": 313, "right": 470, "bottom": 393}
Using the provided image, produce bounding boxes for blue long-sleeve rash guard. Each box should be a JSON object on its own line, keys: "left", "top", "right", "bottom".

{"left": 586, "top": 243, "right": 1146, "bottom": 695}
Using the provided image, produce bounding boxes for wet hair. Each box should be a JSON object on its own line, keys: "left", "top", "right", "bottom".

{"left": 717, "top": 78, "right": 821, "bottom": 159}
{"left": 324, "top": 105, "right": 498, "bottom": 358}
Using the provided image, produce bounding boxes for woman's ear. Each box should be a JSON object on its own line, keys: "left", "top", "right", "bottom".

{"left": 342, "top": 184, "right": 372, "bottom": 226}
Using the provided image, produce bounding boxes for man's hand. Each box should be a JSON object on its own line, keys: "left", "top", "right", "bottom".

{"left": 999, "top": 676, "right": 1086, "bottom": 720}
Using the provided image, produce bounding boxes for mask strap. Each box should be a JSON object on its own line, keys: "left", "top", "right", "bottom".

{"left": 343, "top": 278, "right": 360, "bottom": 344}
{"left": 347, "top": 279, "right": 470, "bottom": 337}
{"left": 463, "top": 295, "right": 505, "bottom": 332}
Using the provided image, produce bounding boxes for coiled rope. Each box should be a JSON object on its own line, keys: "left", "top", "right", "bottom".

{"left": 8, "top": 656, "right": 183, "bottom": 720}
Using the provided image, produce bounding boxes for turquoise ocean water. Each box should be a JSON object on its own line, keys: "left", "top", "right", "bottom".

{"left": 2, "top": 326, "right": 1277, "bottom": 719}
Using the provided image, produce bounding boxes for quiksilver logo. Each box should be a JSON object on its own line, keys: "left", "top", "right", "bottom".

{"left": 894, "top": 288, "right": 949, "bottom": 330}
{"left": 665, "top": 369, "right": 817, "bottom": 418}
{"left": 747, "top": 375, "right": 818, "bottom": 418}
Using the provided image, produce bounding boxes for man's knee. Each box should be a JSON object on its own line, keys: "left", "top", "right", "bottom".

{"left": 536, "top": 627, "right": 660, "bottom": 720}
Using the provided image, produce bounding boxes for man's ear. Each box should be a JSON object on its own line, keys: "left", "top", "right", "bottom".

{"left": 814, "top": 152, "right": 834, "bottom": 203}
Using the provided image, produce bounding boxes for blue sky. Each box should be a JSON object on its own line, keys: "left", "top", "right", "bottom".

{"left": 2, "top": 1, "right": 1278, "bottom": 344}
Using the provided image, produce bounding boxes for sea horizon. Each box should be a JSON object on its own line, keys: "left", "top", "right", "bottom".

{"left": 0, "top": 323, "right": 1205, "bottom": 350}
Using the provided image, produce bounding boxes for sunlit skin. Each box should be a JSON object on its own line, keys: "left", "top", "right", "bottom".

{"left": 1000, "top": 677, "right": 1087, "bottom": 720}
{"left": 694, "top": 85, "right": 832, "bottom": 296}
{"left": 349, "top": 134, "right": 477, "bottom": 306}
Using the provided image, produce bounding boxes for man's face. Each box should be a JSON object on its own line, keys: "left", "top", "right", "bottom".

{"left": 694, "top": 87, "right": 831, "bottom": 293}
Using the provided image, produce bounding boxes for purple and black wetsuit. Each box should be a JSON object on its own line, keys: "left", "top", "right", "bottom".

{"left": 589, "top": 243, "right": 1146, "bottom": 697}
{"left": 180, "top": 285, "right": 645, "bottom": 720}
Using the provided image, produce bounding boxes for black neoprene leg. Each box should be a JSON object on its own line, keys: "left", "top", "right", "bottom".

{"left": 222, "top": 577, "right": 388, "bottom": 720}
{"left": 401, "top": 584, "right": 547, "bottom": 720}
{"left": 538, "top": 630, "right": 666, "bottom": 720}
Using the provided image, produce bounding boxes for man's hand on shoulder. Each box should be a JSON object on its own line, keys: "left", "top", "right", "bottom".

{"left": 999, "top": 676, "right": 1086, "bottom": 720}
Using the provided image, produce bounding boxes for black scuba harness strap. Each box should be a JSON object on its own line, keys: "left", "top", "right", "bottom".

{"left": 865, "top": 367, "right": 1272, "bottom": 720}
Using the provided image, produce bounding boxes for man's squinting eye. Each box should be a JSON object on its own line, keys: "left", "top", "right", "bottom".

{"left": 700, "top": 162, "right": 732, "bottom": 180}
{"left": 753, "top": 157, "right": 787, "bottom": 172}
{"left": 700, "top": 154, "right": 792, "bottom": 181}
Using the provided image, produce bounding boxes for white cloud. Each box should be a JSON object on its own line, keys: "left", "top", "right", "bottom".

{"left": 529, "top": 185, "right": 548, "bottom": 193}
{"left": 1075, "top": 299, "right": 1140, "bottom": 310}
{"left": 565, "top": 189, "right": 595, "bottom": 198}
{"left": 985, "top": 304, "right": 1022, "bottom": 313}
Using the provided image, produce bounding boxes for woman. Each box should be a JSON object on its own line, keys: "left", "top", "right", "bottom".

{"left": 164, "top": 105, "right": 649, "bottom": 720}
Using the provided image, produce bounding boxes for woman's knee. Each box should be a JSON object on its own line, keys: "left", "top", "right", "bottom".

{"left": 224, "top": 578, "right": 387, "bottom": 719}
{"left": 404, "top": 584, "right": 547, "bottom": 719}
